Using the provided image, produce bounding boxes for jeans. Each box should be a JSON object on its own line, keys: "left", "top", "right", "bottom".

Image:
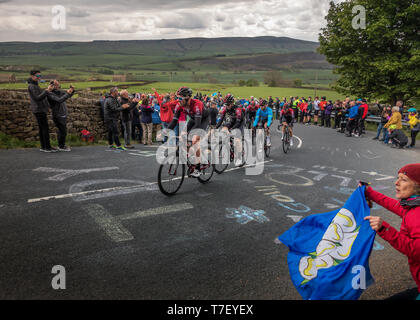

{"left": 383, "top": 129, "right": 390, "bottom": 144}
{"left": 34, "top": 112, "right": 51, "bottom": 150}
{"left": 375, "top": 123, "right": 384, "bottom": 139}
{"left": 53, "top": 116, "right": 67, "bottom": 148}
{"left": 122, "top": 120, "right": 132, "bottom": 146}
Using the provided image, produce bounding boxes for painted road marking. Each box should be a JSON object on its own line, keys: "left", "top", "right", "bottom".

{"left": 33, "top": 167, "right": 119, "bottom": 181}
{"left": 287, "top": 215, "right": 303, "bottom": 223}
{"left": 119, "top": 203, "right": 194, "bottom": 221}
{"left": 28, "top": 181, "right": 158, "bottom": 203}
{"left": 27, "top": 160, "right": 273, "bottom": 204}
{"left": 85, "top": 203, "right": 134, "bottom": 242}
{"left": 84, "top": 203, "right": 194, "bottom": 242}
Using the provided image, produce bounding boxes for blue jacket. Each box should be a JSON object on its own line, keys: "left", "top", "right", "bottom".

{"left": 152, "top": 104, "right": 161, "bottom": 124}
{"left": 348, "top": 105, "right": 360, "bottom": 120}
{"left": 254, "top": 107, "right": 273, "bottom": 127}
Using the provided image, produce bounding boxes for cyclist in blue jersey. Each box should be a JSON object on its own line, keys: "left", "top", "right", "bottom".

{"left": 253, "top": 100, "right": 273, "bottom": 146}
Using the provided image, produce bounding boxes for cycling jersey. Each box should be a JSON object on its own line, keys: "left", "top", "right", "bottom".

{"left": 217, "top": 105, "right": 237, "bottom": 129}
{"left": 254, "top": 107, "right": 273, "bottom": 127}
{"left": 168, "top": 98, "right": 209, "bottom": 132}
{"left": 281, "top": 108, "right": 295, "bottom": 123}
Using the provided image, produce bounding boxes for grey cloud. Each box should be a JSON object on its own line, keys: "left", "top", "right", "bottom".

{"left": 157, "top": 13, "right": 208, "bottom": 30}
{"left": 68, "top": 7, "right": 90, "bottom": 18}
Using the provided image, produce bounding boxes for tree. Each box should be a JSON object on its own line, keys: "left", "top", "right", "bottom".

{"left": 318, "top": 0, "right": 420, "bottom": 105}
{"left": 238, "top": 80, "right": 246, "bottom": 87}
{"left": 263, "top": 70, "right": 292, "bottom": 87}
{"left": 246, "top": 79, "right": 259, "bottom": 87}
{"left": 294, "top": 79, "right": 303, "bottom": 87}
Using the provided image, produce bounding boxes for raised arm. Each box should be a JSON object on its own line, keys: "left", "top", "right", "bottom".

{"left": 365, "top": 187, "right": 407, "bottom": 218}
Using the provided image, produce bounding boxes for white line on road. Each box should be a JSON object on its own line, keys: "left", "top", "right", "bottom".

{"left": 85, "top": 203, "right": 134, "bottom": 242}
{"left": 27, "top": 160, "right": 273, "bottom": 203}
{"left": 27, "top": 183, "right": 157, "bottom": 203}
{"left": 119, "top": 203, "right": 194, "bottom": 221}
{"left": 33, "top": 167, "right": 120, "bottom": 181}
{"left": 294, "top": 135, "right": 303, "bottom": 149}
{"left": 84, "top": 203, "right": 194, "bottom": 242}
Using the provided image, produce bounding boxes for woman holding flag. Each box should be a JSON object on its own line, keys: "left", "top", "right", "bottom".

{"left": 363, "top": 163, "right": 420, "bottom": 300}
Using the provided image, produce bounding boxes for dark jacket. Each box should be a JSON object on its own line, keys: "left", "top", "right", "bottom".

{"left": 140, "top": 104, "right": 154, "bottom": 124}
{"left": 120, "top": 97, "right": 138, "bottom": 122}
{"left": 389, "top": 129, "right": 408, "bottom": 146}
{"left": 132, "top": 107, "right": 141, "bottom": 125}
{"left": 27, "top": 78, "right": 50, "bottom": 114}
{"left": 104, "top": 94, "right": 124, "bottom": 121}
{"left": 47, "top": 89, "right": 73, "bottom": 118}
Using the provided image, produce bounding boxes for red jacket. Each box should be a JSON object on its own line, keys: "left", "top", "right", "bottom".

{"left": 360, "top": 103, "right": 369, "bottom": 119}
{"left": 366, "top": 187, "right": 420, "bottom": 292}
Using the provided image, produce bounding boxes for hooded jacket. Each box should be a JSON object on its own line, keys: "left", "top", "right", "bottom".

{"left": 366, "top": 187, "right": 420, "bottom": 293}
{"left": 27, "top": 78, "right": 50, "bottom": 114}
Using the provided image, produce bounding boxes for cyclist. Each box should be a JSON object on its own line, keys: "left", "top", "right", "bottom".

{"left": 280, "top": 103, "right": 295, "bottom": 147}
{"left": 216, "top": 94, "right": 237, "bottom": 131}
{"left": 246, "top": 101, "right": 259, "bottom": 129}
{"left": 253, "top": 99, "right": 273, "bottom": 147}
{"left": 167, "top": 86, "right": 210, "bottom": 178}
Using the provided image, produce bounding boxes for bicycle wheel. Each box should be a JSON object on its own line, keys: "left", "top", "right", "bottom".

{"left": 282, "top": 131, "right": 290, "bottom": 154}
{"left": 158, "top": 161, "right": 185, "bottom": 196}
{"left": 197, "top": 164, "right": 215, "bottom": 184}
{"left": 214, "top": 143, "right": 229, "bottom": 174}
{"left": 265, "top": 143, "right": 271, "bottom": 158}
{"left": 238, "top": 139, "right": 248, "bottom": 167}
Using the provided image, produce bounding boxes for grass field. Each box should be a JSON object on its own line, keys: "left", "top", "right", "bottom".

{"left": 117, "top": 82, "right": 345, "bottom": 100}
{"left": 0, "top": 80, "right": 344, "bottom": 100}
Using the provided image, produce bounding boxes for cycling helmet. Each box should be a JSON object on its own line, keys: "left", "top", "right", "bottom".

{"left": 224, "top": 94, "right": 235, "bottom": 105}
{"left": 176, "top": 86, "right": 193, "bottom": 98}
{"left": 260, "top": 99, "right": 268, "bottom": 106}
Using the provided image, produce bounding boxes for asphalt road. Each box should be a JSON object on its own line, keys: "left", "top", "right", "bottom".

{"left": 0, "top": 123, "right": 418, "bottom": 300}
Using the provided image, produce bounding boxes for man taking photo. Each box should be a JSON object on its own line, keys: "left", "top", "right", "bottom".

{"left": 46, "top": 80, "right": 75, "bottom": 152}
{"left": 28, "top": 70, "right": 57, "bottom": 152}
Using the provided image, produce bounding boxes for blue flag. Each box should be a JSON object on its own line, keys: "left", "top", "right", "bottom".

{"left": 278, "top": 186, "right": 376, "bottom": 300}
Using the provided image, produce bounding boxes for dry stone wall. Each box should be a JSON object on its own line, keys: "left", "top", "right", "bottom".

{"left": 0, "top": 90, "right": 107, "bottom": 141}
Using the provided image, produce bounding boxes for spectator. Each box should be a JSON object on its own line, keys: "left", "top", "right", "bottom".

{"left": 324, "top": 100, "right": 333, "bottom": 128}
{"left": 313, "top": 96, "right": 320, "bottom": 125}
{"left": 373, "top": 105, "right": 391, "bottom": 141}
{"left": 140, "top": 96, "right": 154, "bottom": 145}
{"left": 319, "top": 97, "right": 327, "bottom": 127}
{"left": 131, "top": 102, "right": 143, "bottom": 143}
{"left": 388, "top": 125, "right": 408, "bottom": 149}
{"left": 27, "top": 70, "right": 56, "bottom": 153}
{"left": 333, "top": 100, "right": 342, "bottom": 129}
{"left": 119, "top": 90, "right": 139, "bottom": 149}
{"left": 384, "top": 106, "right": 403, "bottom": 131}
{"left": 397, "top": 100, "right": 404, "bottom": 115}
{"left": 304, "top": 97, "right": 313, "bottom": 125}
{"left": 346, "top": 101, "right": 359, "bottom": 137}
{"left": 160, "top": 95, "right": 175, "bottom": 144}
{"left": 363, "top": 163, "right": 420, "bottom": 300}
{"left": 357, "top": 99, "right": 369, "bottom": 135}
{"left": 407, "top": 108, "right": 419, "bottom": 149}
{"left": 151, "top": 98, "right": 162, "bottom": 143}
{"left": 46, "top": 80, "right": 75, "bottom": 152}
{"left": 104, "top": 87, "right": 129, "bottom": 151}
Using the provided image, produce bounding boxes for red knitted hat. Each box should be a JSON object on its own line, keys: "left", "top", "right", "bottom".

{"left": 398, "top": 164, "right": 420, "bottom": 185}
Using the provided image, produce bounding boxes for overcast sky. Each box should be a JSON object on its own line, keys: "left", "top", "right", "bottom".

{"left": 0, "top": 0, "right": 342, "bottom": 42}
